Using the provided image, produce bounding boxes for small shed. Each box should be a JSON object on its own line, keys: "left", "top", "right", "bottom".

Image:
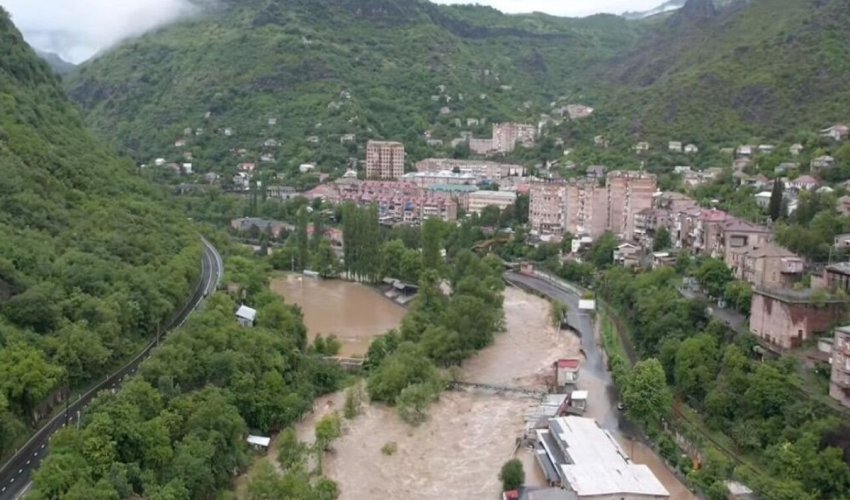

{"left": 236, "top": 305, "right": 257, "bottom": 327}
{"left": 565, "top": 390, "right": 588, "bottom": 414}
{"left": 553, "top": 359, "right": 580, "bottom": 386}
{"left": 247, "top": 435, "right": 271, "bottom": 451}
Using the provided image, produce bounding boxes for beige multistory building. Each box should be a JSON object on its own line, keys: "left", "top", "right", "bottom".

{"left": 467, "top": 190, "right": 517, "bottom": 214}
{"left": 565, "top": 179, "right": 609, "bottom": 239}
{"left": 365, "top": 140, "right": 405, "bottom": 179}
{"left": 529, "top": 171, "right": 657, "bottom": 241}
{"left": 492, "top": 122, "right": 536, "bottom": 153}
{"left": 607, "top": 171, "right": 657, "bottom": 240}
{"left": 530, "top": 181, "right": 567, "bottom": 234}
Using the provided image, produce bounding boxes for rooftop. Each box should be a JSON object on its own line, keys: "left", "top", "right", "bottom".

{"left": 246, "top": 435, "right": 271, "bottom": 448}
{"left": 470, "top": 190, "right": 517, "bottom": 200}
{"left": 236, "top": 305, "right": 258, "bottom": 321}
{"left": 754, "top": 286, "right": 850, "bottom": 304}
{"left": 827, "top": 262, "right": 850, "bottom": 275}
{"left": 547, "top": 417, "right": 669, "bottom": 497}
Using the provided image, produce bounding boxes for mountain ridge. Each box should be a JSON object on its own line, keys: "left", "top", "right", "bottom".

{"left": 62, "top": 0, "right": 850, "bottom": 171}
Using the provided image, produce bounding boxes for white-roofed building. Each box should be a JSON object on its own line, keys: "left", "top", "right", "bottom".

{"left": 246, "top": 435, "right": 271, "bottom": 450}
{"left": 534, "top": 416, "right": 669, "bottom": 499}
{"left": 236, "top": 305, "right": 257, "bottom": 327}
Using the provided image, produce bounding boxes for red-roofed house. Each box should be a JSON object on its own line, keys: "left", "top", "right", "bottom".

{"left": 553, "top": 359, "right": 581, "bottom": 386}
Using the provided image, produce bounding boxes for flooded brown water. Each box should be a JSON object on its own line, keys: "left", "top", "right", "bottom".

{"left": 270, "top": 274, "right": 406, "bottom": 357}
{"left": 258, "top": 283, "right": 693, "bottom": 500}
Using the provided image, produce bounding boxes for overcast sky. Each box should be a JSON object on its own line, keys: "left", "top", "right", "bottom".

{"left": 2, "top": 0, "right": 661, "bottom": 63}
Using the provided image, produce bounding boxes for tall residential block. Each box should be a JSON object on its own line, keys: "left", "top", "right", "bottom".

{"left": 607, "top": 171, "right": 657, "bottom": 240}
{"left": 530, "top": 181, "right": 567, "bottom": 234}
{"left": 529, "top": 171, "right": 657, "bottom": 241}
{"left": 492, "top": 122, "right": 536, "bottom": 153}
{"left": 366, "top": 140, "right": 405, "bottom": 180}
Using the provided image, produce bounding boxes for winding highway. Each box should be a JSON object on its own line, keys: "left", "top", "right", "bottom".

{"left": 0, "top": 237, "right": 223, "bottom": 500}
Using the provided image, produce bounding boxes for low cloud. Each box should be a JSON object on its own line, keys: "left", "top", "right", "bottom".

{"left": 431, "top": 0, "right": 664, "bottom": 18}
{"left": 4, "top": 0, "right": 199, "bottom": 63}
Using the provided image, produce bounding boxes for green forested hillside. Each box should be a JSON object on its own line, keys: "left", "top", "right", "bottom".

{"left": 64, "top": 0, "right": 850, "bottom": 172}
{"left": 0, "top": 8, "right": 200, "bottom": 456}
{"left": 600, "top": 0, "right": 850, "bottom": 143}
{"left": 63, "top": 0, "right": 641, "bottom": 173}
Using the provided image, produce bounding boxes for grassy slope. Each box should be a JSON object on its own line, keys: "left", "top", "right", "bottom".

{"left": 601, "top": 0, "right": 850, "bottom": 143}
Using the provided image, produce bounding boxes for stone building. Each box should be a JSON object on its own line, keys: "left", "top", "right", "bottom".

{"left": 749, "top": 287, "right": 850, "bottom": 350}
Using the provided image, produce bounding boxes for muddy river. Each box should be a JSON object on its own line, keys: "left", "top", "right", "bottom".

{"left": 270, "top": 274, "right": 406, "bottom": 357}
{"left": 260, "top": 280, "right": 693, "bottom": 500}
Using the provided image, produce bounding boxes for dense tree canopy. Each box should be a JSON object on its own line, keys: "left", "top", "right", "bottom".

{"left": 0, "top": 10, "right": 200, "bottom": 457}
{"left": 31, "top": 258, "right": 343, "bottom": 499}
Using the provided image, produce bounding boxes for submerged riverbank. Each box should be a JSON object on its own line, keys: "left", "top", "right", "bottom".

{"left": 270, "top": 273, "right": 407, "bottom": 357}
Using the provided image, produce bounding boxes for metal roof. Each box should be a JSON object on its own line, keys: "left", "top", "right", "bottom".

{"left": 546, "top": 417, "right": 669, "bottom": 498}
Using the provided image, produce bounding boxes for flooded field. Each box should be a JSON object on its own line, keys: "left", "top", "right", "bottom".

{"left": 298, "top": 392, "right": 536, "bottom": 500}
{"left": 253, "top": 283, "right": 693, "bottom": 500}
{"left": 270, "top": 274, "right": 406, "bottom": 357}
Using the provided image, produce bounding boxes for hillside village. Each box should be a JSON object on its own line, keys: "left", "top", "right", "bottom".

{"left": 151, "top": 96, "right": 850, "bottom": 414}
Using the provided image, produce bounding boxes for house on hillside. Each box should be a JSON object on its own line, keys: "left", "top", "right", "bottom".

{"left": 736, "top": 145, "right": 754, "bottom": 158}
{"left": 822, "top": 124, "right": 850, "bottom": 141}
{"left": 754, "top": 191, "right": 773, "bottom": 209}
{"left": 838, "top": 196, "right": 850, "bottom": 216}
{"left": 789, "top": 143, "right": 803, "bottom": 156}
{"left": 810, "top": 155, "right": 835, "bottom": 172}
{"left": 668, "top": 141, "right": 682, "bottom": 153}
{"left": 634, "top": 141, "right": 650, "bottom": 153}
{"left": 785, "top": 175, "right": 819, "bottom": 191}
{"left": 684, "top": 144, "right": 699, "bottom": 154}
{"left": 758, "top": 144, "right": 775, "bottom": 154}
{"left": 774, "top": 162, "right": 798, "bottom": 175}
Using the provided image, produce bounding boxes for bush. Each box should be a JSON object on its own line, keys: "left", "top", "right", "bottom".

{"left": 381, "top": 442, "right": 398, "bottom": 456}
{"left": 343, "top": 382, "right": 365, "bottom": 419}
{"left": 397, "top": 383, "right": 438, "bottom": 426}
{"left": 499, "top": 459, "right": 525, "bottom": 491}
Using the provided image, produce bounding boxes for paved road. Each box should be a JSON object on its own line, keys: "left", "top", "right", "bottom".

{"left": 0, "top": 237, "right": 223, "bottom": 500}
{"left": 504, "top": 271, "right": 621, "bottom": 433}
{"left": 678, "top": 287, "right": 748, "bottom": 334}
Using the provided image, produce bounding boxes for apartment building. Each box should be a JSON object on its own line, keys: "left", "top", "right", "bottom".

{"left": 400, "top": 170, "right": 476, "bottom": 187}
{"left": 468, "top": 190, "right": 517, "bottom": 214}
{"left": 565, "top": 179, "right": 609, "bottom": 239}
{"left": 492, "top": 122, "right": 536, "bottom": 153}
{"left": 529, "top": 181, "right": 567, "bottom": 234}
{"left": 607, "top": 171, "right": 657, "bottom": 240}
{"left": 721, "top": 218, "right": 773, "bottom": 263}
{"left": 727, "top": 242, "right": 803, "bottom": 289}
{"left": 830, "top": 326, "right": 850, "bottom": 407}
{"left": 365, "top": 140, "right": 405, "bottom": 179}
{"left": 415, "top": 158, "right": 525, "bottom": 181}
{"left": 528, "top": 171, "right": 657, "bottom": 241}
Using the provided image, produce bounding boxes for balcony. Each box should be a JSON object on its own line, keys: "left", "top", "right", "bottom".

{"left": 780, "top": 258, "right": 804, "bottom": 274}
